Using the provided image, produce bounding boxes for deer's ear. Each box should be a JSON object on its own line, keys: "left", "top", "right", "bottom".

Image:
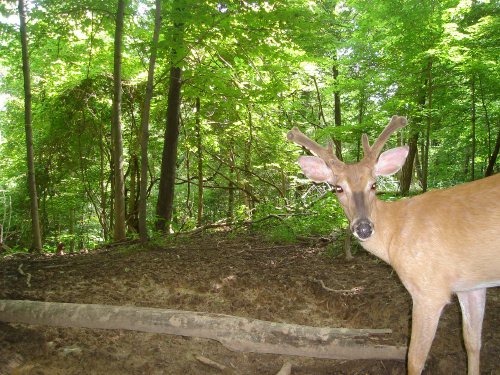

{"left": 298, "top": 156, "right": 335, "bottom": 184}
{"left": 375, "top": 146, "right": 409, "bottom": 176}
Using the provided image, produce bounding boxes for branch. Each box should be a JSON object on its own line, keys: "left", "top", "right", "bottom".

{"left": 0, "top": 300, "right": 406, "bottom": 361}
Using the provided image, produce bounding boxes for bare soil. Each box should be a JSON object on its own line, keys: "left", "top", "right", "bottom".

{"left": 0, "top": 235, "right": 498, "bottom": 374}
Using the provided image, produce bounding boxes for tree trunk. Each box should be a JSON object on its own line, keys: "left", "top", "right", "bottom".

{"left": 242, "top": 106, "right": 255, "bottom": 220}
{"left": 485, "top": 125, "right": 500, "bottom": 177}
{"left": 127, "top": 153, "right": 139, "bottom": 233}
{"left": 400, "top": 69, "right": 429, "bottom": 196}
{"left": 155, "top": 0, "right": 184, "bottom": 233}
{"left": 470, "top": 74, "right": 476, "bottom": 181}
{"left": 18, "top": 0, "right": 42, "bottom": 252}
{"left": 227, "top": 148, "right": 235, "bottom": 224}
{"left": 194, "top": 98, "right": 204, "bottom": 227}
{"left": 422, "top": 59, "right": 432, "bottom": 192}
{"left": 0, "top": 300, "right": 406, "bottom": 361}
{"left": 99, "top": 122, "right": 109, "bottom": 241}
{"left": 155, "top": 66, "right": 183, "bottom": 233}
{"left": 138, "top": 0, "right": 161, "bottom": 242}
{"left": 356, "top": 89, "right": 366, "bottom": 162}
{"left": 111, "top": 0, "right": 127, "bottom": 241}
{"left": 332, "top": 63, "right": 343, "bottom": 161}
{"left": 399, "top": 132, "right": 418, "bottom": 196}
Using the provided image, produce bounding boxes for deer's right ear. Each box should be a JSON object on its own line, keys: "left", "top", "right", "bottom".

{"left": 298, "top": 156, "right": 335, "bottom": 184}
{"left": 374, "top": 146, "right": 409, "bottom": 176}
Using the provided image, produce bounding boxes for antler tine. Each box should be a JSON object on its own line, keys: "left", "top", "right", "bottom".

{"left": 364, "top": 115, "right": 407, "bottom": 161}
{"left": 287, "top": 127, "right": 342, "bottom": 166}
{"left": 361, "top": 134, "right": 371, "bottom": 155}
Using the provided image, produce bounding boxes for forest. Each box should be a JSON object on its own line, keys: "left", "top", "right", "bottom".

{"left": 0, "top": 1, "right": 499, "bottom": 374}
{"left": 0, "top": 0, "right": 498, "bottom": 251}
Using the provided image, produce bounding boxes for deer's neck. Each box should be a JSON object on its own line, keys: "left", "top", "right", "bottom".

{"left": 358, "top": 198, "right": 402, "bottom": 265}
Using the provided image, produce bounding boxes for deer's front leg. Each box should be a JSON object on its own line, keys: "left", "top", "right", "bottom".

{"left": 407, "top": 297, "right": 447, "bottom": 375}
{"left": 457, "top": 288, "right": 486, "bottom": 375}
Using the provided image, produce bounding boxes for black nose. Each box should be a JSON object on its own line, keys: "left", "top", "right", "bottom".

{"left": 353, "top": 220, "right": 373, "bottom": 240}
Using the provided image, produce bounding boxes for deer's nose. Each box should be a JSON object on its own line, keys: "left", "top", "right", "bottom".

{"left": 352, "top": 219, "right": 374, "bottom": 240}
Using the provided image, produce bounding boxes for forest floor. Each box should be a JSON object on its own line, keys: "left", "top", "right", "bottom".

{"left": 0, "top": 234, "right": 498, "bottom": 375}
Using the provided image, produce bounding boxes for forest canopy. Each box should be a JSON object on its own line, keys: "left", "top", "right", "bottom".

{"left": 0, "top": 0, "right": 498, "bottom": 251}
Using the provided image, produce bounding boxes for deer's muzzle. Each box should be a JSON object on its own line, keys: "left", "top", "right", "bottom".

{"left": 352, "top": 219, "right": 374, "bottom": 240}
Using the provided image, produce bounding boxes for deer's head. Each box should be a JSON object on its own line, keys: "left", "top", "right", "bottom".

{"left": 288, "top": 116, "right": 409, "bottom": 241}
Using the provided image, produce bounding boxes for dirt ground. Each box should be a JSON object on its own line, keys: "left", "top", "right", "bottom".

{"left": 0, "top": 235, "right": 498, "bottom": 374}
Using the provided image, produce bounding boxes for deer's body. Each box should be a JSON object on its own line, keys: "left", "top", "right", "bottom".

{"left": 288, "top": 116, "right": 499, "bottom": 374}
{"left": 367, "top": 174, "right": 500, "bottom": 293}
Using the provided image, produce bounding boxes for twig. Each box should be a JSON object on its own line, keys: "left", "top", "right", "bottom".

{"left": 17, "top": 263, "right": 31, "bottom": 288}
{"left": 195, "top": 355, "right": 226, "bottom": 371}
{"left": 310, "top": 277, "right": 364, "bottom": 296}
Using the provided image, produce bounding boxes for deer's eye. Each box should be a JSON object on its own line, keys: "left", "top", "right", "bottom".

{"left": 334, "top": 185, "right": 344, "bottom": 193}
{"left": 371, "top": 183, "right": 376, "bottom": 191}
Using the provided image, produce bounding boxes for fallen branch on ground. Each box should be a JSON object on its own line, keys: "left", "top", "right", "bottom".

{"left": 195, "top": 355, "right": 227, "bottom": 371}
{"left": 310, "top": 277, "right": 364, "bottom": 296}
{"left": 276, "top": 362, "right": 292, "bottom": 375}
{"left": 0, "top": 299, "right": 406, "bottom": 361}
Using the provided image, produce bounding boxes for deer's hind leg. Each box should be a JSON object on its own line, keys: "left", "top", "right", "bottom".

{"left": 457, "top": 288, "right": 486, "bottom": 375}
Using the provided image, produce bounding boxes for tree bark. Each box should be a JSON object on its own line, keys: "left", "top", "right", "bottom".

{"left": 18, "top": 0, "right": 42, "bottom": 252}
{"left": 332, "top": 62, "right": 343, "bottom": 161}
{"left": 111, "top": 0, "right": 127, "bottom": 241}
{"left": 0, "top": 300, "right": 406, "bottom": 361}
{"left": 99, "top": 122, "right": 109, "bottom": 241}
{"left": 155, "top": 66, "right": 183, "bottom": 232}
{"left": 485, "top": 125, "right": 500, "bottom": 177}
{"left": 227, "top": 148, "right": 235, "bottom": 224}
{"left": 138, "top": 0, "right": 161, "bottom": 242}
{"left": 422, "top": 59, "right": 432, "bottom": 192}
{"left": 155, "top": 0, "right": 184, "bottom": 233}
{"left": 470, "top": 74, "right": 476, "bottom": 181}
{"left": 243, "top": 105, "right": 254, "bottom": 218}
{"left": 399, "top": 132, "right": 418, "bottom": 196}
{"left": 195, "top": 97, "right": 203, "bottom": 227}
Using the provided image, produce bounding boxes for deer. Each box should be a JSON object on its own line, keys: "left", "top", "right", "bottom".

{"left": 287, "top": 115, "right": 500, "bottom": 375}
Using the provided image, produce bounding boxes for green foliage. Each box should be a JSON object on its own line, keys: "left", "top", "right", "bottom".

{"left": 0, "top": 0, "right": 498, "bottom": 250}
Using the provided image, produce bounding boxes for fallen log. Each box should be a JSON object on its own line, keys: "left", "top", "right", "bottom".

{"left": 0, "top": 299, "right": 406, "bottom": 361}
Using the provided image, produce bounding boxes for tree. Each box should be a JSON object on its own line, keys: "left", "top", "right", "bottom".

{"left": 111, "top": 0, "right": 127, "bottom": 241}
{"left": 138, "top": 0, "right": 161, "bottom": 242}
{"left": 18, "top": 0, "right": 42, "bottom": 251}
{"left": 155, "top": 0, "right": 185, "bottom": 233}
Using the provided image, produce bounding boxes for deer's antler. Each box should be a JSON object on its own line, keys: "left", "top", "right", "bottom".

{"left": 287, "top": 127, "right": 344, "bottom": 170}
{"left": 362, "top": 115, "right": 407, "bottom": 163}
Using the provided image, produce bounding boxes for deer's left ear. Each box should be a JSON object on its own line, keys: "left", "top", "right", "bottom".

{"left": 298, "top": 156, "right": 336, "bottom": 184}
{"left": 375, "top": 146, "right": 409, "bottom": 176}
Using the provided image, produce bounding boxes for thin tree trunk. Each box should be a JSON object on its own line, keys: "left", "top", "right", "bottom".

{"left": 399, "top": 131, "right": 418, "bottom": 196}
{"left": 227, "top": 148, "right": 235, "bottom": 224}
{"left": 18, "top": 0, "right": 42, "bottom": 252}
{"left": 111, "top": 0, "right": 127, "bottom": 241}
{"left": 195, "top": 97, "right": 203, "bottom": 227}
{"left": 356, "top": 89, "right": 366, "bottom": 162}
{"left": 332, "top": 62, "right": 343, "bottom": 161}
{"left": 478, "top": 76, "right": 492, "bottom": 159}
{"left": 422, "top": 59, "right": 432, "bottom": 192}
{"left": 127, "top": 153, "right": 139, "bottom": 232}
{"left": 471, "top": 74, "right": 476, "bottom": 181}
{"left": 243, "top": 106, "right": 254, "bottom": 218}
{"left": 69, "top": 207, "right": 75, "bottom": 253}
{"left": 138, "top": 0, "right": 161, "bottom": 242}
{"left": 400, "top": 73, "right": 428, "bottom": 195}
{"left": 485, "top": 125, "right": 500, "bottom": 177}
{"left": 99, "top": 123, "right": 109, "bottom": 241}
